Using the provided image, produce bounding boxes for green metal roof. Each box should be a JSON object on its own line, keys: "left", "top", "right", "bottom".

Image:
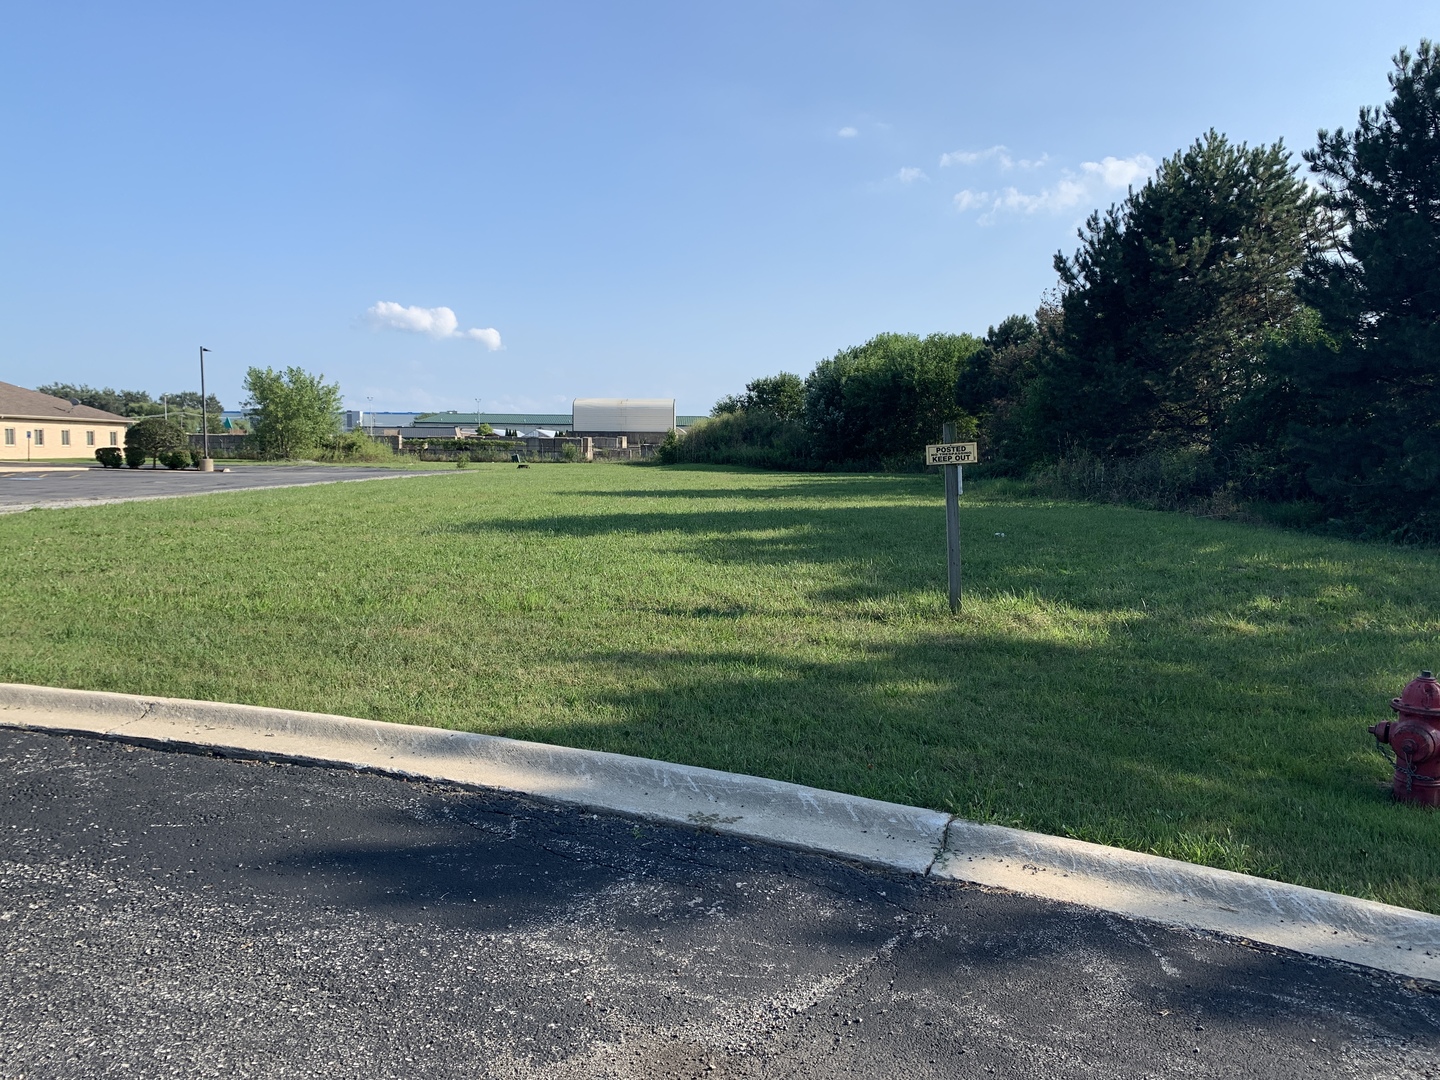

{"left": 413, "top": 412, "right": 572, "bottom": 425}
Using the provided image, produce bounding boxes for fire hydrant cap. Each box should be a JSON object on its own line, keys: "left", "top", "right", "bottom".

{"left": 1391, "top": 671, "right": 1440, "bottom": 716}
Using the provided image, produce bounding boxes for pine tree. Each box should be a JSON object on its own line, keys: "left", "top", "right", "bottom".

{"left": 1032, "top": 132, "right": 1317, "bottom": 461}
{"left": 1285, "top": 42, "right": 1440, "bottom": 535}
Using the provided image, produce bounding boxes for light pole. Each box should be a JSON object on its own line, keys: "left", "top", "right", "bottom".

{"left": 367, "top": 396, "right": 374, "bottom": 436}
{"left": 476, "top": 397, "right": 482, "bottom": 434}
{"left": 199, "top": 347, "right": 213, "bottom": 471}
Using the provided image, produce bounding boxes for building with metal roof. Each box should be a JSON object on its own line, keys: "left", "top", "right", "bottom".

{"left": 337, "top": 402, "right": 705, "bottom": 444}
{"left": 412, "top": 411, "right": 574, "bottom": 431}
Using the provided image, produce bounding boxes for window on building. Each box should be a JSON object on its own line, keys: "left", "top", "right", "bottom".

{"left": 61, "top": 430, "right": 71, "bottom": 446}
{"left": 86, "top": 431, "right": 95, "bottom": 446}
{"left": 34, "top": 429, "right": 44, "bottom": 446}
{"left": 109, "top": 431, "right": 118, "bottom": 446}
{"left": 3, "top": 428, "right": 13, "bottom": 446}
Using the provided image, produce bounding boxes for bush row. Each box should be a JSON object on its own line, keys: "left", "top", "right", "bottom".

{"left": 99, "top": 445, "right": 205, "bottom": 469}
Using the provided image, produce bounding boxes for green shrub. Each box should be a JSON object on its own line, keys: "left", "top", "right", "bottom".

{"left": 658, "top": 412, "right": 818, "bottom": 470}
{"left": 160, "top": 449, "right": 191, "bottom": 470}
{"left": 94, "top": 447, "right": 123, "bottom": 469}
{"left": 1248, "top": 500, "right": 1329, "bottom": 530}
{"left": 416, "top": 437, "right": 520, "bottom": 452}
{"left": 559, "top": 443, "right": 581, "bottom": 463}
{"left": 654, "top": 429, "right": 682, "bottom": 463}
{"left": 317, "top": 430, "right": 398, "bottom": 463}
{"left": 124, "top": 445, "right": 146, "bottom": 469}
{"left": 415, "top": 445, "right": 520, "bottom": 462}
{"left": 1031, "top": 449, "right": 1212, "bottom": 510}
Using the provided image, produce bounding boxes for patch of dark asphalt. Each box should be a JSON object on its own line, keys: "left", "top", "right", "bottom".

{"left": 0, "top": 467, "right": 447, "bottom": 511}
{"left": 0, "top": 728, "right": 1436, "bottom": 1079}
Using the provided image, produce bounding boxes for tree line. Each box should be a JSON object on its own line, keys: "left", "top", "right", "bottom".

{"left": 666, "top": 43, "right": 1440, "bottom": 539}
{"left": 39, "top": 382, "right": 227, "bottom": 433}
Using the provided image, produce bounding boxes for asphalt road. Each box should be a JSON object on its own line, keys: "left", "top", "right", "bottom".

{"left": 1, "top": 729, "right": 1437, "bottom": 1080}
{"left": 0, "top": 466, "right": 443, "bottom": 512}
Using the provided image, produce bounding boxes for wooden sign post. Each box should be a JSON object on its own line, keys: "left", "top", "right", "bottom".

{"left": 926, "top": 427, "right": 977, "bottom": 614}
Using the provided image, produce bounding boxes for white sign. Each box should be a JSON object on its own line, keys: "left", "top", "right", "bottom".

{"left": 925, "top": 442, "right": 978, "bottom": 466}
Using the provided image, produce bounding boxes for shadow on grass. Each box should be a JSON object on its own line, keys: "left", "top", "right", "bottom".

{"left": 500, "top": 629, "right": 1434, "bottom": 908}
{"left": 446, "top": 495, "right": 1403, "bottom": 616}
{"left": 558, "top": 474, "right": 936, "bottom": 503}
{"left": 435, "top": 494, "right": 1440, "bottom": 907}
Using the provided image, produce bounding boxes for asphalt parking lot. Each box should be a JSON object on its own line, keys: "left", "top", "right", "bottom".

{"left": 0, "top": 465, "right": 444, "bottom": 512}
{"left": 1, "top": 728, "right": 1436, "bottom": 1080}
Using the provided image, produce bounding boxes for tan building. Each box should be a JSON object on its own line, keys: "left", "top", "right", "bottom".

{"left": 0, "top": 382, "right": 133, "bottom": 461}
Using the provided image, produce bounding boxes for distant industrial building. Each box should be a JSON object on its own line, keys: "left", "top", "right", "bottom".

{"left": 376, "top": 400, "right": 703, "bottom": 443}
{"left": 572, "top": 399, "right": 676, "bottom": 442}
{"left": 343, "top": 411, "right": 420, "bottom": 432}
{"left": 397, "top": 412, "right": 573, "bottom": 437}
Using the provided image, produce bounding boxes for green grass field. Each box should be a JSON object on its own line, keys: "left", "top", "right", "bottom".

{"left": 2, "top": 464, "right": 1436, "bottom": 910}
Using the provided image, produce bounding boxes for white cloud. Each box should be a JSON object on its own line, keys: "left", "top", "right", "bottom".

{"left": 988, "top": 178, "right": 1091, "bottom": 216}
{"left": 367, "top": 301, "right": 457, "bottom": 337}
{"left": 365, "top": 301, "right": 502, "bottom": 350}
{"left": 951, "top": 153, "right": 1155, "bottom": 224}
{"left": 940, "top": 145, "right": 1049, "bottom": 170}
{"left": 1082, "top": 154, "right": 1151, "bottom": 188}
{"left": 462, "top": 327, "right": 502, "bottom": 350}
{"left": 896, "top": 167, "right": 929, "bottom": 184}
{"left": 941, "top": 145, "right": 1007, "bottom": 168}
{"left": 837, "top": 126, "right": 858, "bottom": 138}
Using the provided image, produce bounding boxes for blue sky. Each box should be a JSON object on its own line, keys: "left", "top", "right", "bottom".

{"left": 1, "top": 2, "right": 1432, "bottom": 415}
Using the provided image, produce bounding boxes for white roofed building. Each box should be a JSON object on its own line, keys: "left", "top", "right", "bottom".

{"left": 571, "top": 398, "right": 676, "bottom": 440}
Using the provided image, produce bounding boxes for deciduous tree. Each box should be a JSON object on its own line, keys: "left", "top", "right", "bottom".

{"left": 803, "top": 332, "right": 981, "bottom": 468}
{"left": 242, "top": 366, "right": 342, "bottom": 459}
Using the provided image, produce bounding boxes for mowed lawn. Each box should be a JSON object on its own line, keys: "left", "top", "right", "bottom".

{"left": 2, "top": 464, "right": 1436, "bottom": 911}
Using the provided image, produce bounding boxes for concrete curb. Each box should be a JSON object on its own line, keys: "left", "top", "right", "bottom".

{"left": 932, "top": 824, "right": 1439, "bottom": 981}
{"left": 1, "top": 682, "right": 1437, "bottom": 982}
{"left": 0, "top": 683, "right": 948, "bottom": 873}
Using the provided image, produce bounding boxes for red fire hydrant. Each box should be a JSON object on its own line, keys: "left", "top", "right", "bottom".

{"left": 1370, "top": 671, "right": 1440, "bottom": 806}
